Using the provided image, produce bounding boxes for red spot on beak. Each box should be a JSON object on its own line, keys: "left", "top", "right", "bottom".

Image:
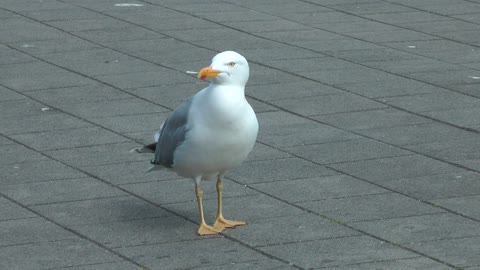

{"left": 200, "top": 75, "right": 207, "bottom": 80}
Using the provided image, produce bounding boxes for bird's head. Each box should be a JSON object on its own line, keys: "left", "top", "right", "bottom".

{"left": 197, "top": 51, "right": 249, "bottom": 87}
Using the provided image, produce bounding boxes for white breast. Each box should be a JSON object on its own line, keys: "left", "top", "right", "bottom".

{"left": 171, "top": 86, "right": 258, "bottom": 179}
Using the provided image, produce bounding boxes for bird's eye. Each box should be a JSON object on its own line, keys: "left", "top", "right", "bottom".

{"left": 227, "top": 62, "right": 236, "bottom": 67}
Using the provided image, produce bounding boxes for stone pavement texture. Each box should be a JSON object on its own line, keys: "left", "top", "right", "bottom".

{"left": 1, "top": 0, "right": 480, "bottom": 269}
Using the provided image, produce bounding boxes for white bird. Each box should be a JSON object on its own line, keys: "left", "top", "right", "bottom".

{"left": 136, "top": 51, "right": 258, "bottom": 235}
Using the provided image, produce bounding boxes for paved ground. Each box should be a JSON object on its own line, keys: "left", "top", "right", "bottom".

{"left": 1, "top": 0, "right": 480, "bottom": 269}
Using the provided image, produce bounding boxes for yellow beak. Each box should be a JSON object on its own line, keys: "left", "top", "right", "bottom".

{"left": 198, "top": 66, "right": 221, "bottom": 80}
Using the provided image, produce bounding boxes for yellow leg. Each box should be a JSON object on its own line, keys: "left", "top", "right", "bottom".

{"left": 213, "top": 177, "right": 247, "bottom": 230}
{"left": 195, "top": 185, "right": 223, "bottom": 236}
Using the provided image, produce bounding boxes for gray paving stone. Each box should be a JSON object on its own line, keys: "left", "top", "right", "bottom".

{"left": 8, "top": 37, "right": 102, "bottom": 55}
{"left": 404, "top": 138, "right": 480, "bottom": 162}
{"left": 294, "top": 38, "right": 384, "bottom": 52}
{"left": 325, "top": 48, "right": 421, "bottom": 63}
{"left": 418, "top": 3, "right": 480, "bottom": 15}
{"left": 257, "top": 111, "right": 360, "bottom": 147}
{"left": 73, "top": 27, "right": 166, "bottom": 43}
{"left": 284, "top": 138, "right": 411, "bottom": 164}
{"left": 45, "top": 142, "right": 150, "bottom": 167}
{"left": 31, "top": 196, "right": 169, "bottom": 226}
{"left": 382, "top": 39, "right": 478, "bottom": 52}
{"left": 423, "top": 107, "right": 480, "bottom": 128}
{"left": 0, "top": 144, "right": 48, "bottom": 166}
{"left": 130, "top": 81, "right": 204, "bottom": 107}
{"left": 80, "top": 160, "right": 181, "bottom": 185}
{"left": 0, "top": 44, "right": 35, "bottom": 64}
{"left": 0, "top": 99, "right": 54, "bottom": 119}
{"left": 238, "top": 46, "right": 322, "bottom": 62}
{"left": 229, "top": 157, "right": 336, "bottom": 184}
{"left": 167, "top": 2, "right": 250, "bottom": 13}
{"left": 0, "top": 85, "right": 25, "bottom": 102}
{"left": 431, "top": 195, "right": 480, "bottom": 220}
{"left": 222, "top": 20, "right": 310, "bottom": 33}
{"left": 406, "top": 69, "right": 480, "bottom": 85}
{"left": 331, "top": 2, "right": 416, "bottom": 15}
{"left": 46, "top": 17, "right": 133, "bottom": 32}
{"left": 313, "top": 20, "right": 401, "bottom": 34}
{"left": 11, "top": 126, "right": 130, "bottom": 151}
{"left": 258, "top": 235, "right": 415, "bottom": 269}
{"left": 335, "top": 77, "right": 445, "bottom": 98}
{"left": 225, "top": 214, "right": 360, "bottom": 247}
{"left": 314, "top": 108, "right": 432, "bottom": 130}
{"left": 401, "top": 19, "right": 480, "bottom": 33}
{"left": 0, "top": 60, "right": 69, "bottom": 79}
{"left": 0, "top": 239, "right": 123, "bottom": 270}
{"left": 120, "top": 178, "right": 255, "bottom": 205}
{"left": 364, "top": 11, "right": 452, "bottom": 24}
{"left": 377, "top": 92, "right": 480, "bottom": 113}
{"left": 1, "top": 177, "right": 126, "bottom": 206}
{"left": 264, "top": 57, "right": 355, "bottom": 73}
{"left": 281, "top": 11, "right": 366, "bottom": 24}
{"left": 0, "top": 136, "right": 14, "bottom": 146}
{"left": 382, "top": 171, "right": 480, "bottom": 201}
{"left": 167, "top": 193, "right": 305, "bottom": 223}
{"left": 95, "top": 70, "right": 196, "bottom": 89}
{"left": 247, "top": 98, "right": 279, "bottom": 113}
{"left": 27, "top": 84, "right": 132, "bottom": 105}
{"left": 71, "top": 215, "right": 198, "bottom": 249}
{"left": 0, "top": 197, "right": 36, "bottom": 221}
{"left": 299, "top": 193, "right": 442, "bottom": 223}
{"left": 325, "top": 256, "right": 453, "bottom": 270}
{"left": 194, "top": 10, "right": 279, "bottom": 22}
{"left": 0, "top": 160, "right": 87, "bottom": 185}
{"left": 114, "top": 238, "right": 273, "bottom": 270}
{"left": 1, "top": 112, "right": 91, "bottom": 135}
{"left": 329, "top": 155, "right": 464, "bottom": 183}
{"left": 418, "top": 49, "right": 480, "bottom": 64}
{"left": 251, "top": 174, "right": 389, "bottom": 203}
{"left": 357, "top": 122, "right": 479, "bottom": 146}
{"left": 54, "top": 98, "right": 168, "bottom": 119}
{"left": 248, "top": 81, "right": 340, "bottom": 101}
{"left": 348, "top": 29, "right": 437, "bottom": 43}
{"left": 245, "top": 143, "right": 293, "bottom": 161}
{"left": 352, "top": 213, "right": 480, "bottom": 244}
{"left": 260, "top": 29, "right": 345, "bottom": 43}
{"left": 1, "top": 71, "right": 96, "bottom": 92}
{"left": 0, "top": 25, "right": 66, "bottom": 43}
{"left": 299, "top": 66, "right": 403, "bottom": 84}
{"left": 49, "top": 261, "right": 143, "bottom": 270}
{"left": 241, "top": 2, "right": 332, "bottom": 14}
{"left": 192, "top": 260, "right": 296, "bottom": 270}
{"left": 66, "top": 58, "right": 161, "bottom": 77}
{"left": 363, "top": 58, "right": 465, "bottom": 74}
{"left": 271, "top": 93, "right": 387, "bottom": 116}
{"left": 411, "top": 236, "right": 480, "bottom": 268}
{"left": 89, "top": 113, "right": 166, "bottom": 134}
{"left": 194, "top": 36, "right": 283, "bottom": 51}
{"left": 0, "top": 217, "right": 74, "bottom": 247}
{"left": 5, "top": 1, "right": 72, "bottom": 12}
{"left": 21, "top": 7, "right": 105, "bottom": 22}
{"left": 104, "top": 38, "right": 213, "bottom": 63}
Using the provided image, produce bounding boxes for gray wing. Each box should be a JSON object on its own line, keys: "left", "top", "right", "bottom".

{"left": 151, "top": 97, "right": 193, "bottom": 168}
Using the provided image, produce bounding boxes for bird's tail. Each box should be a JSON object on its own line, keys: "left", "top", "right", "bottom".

{"left": 130, "top": 143, "right": 157, "bottom": 153}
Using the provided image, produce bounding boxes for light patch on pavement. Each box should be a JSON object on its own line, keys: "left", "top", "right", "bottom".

{"left": 469, "top": 76, "right": 480, "bottom": 79}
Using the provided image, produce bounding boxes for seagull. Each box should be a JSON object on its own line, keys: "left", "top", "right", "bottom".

{"left": 135, "top": 51, "right": 258, "bottom": 235}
